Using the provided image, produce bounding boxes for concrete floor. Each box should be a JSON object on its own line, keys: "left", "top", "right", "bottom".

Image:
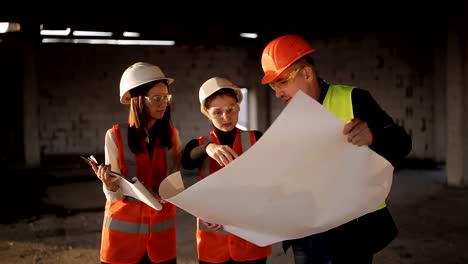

{"left": 3, "top": 162, "right": 468, "bottom": 264}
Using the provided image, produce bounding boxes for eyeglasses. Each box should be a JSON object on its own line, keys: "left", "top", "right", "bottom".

{"left": 144, "top": 94, "right": 172, "bottom": 105}
{"left": 268, "top": 65, "right": 305, "bottom": 90}
{"left": 207, "top": 104, "right": 240, "bottom": 119}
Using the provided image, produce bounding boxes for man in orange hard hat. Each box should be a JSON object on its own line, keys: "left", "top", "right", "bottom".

{"left": 260, "top": 34, "right": 412, "bottom": 264}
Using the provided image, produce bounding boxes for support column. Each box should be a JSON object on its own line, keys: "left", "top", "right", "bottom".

{"left": 433, "top": 32, "right": 446, "bottom": 163}
{"left": 446, "top": 22, "right": 467, "bottom": 187}
{"left": 22, "top": 22, "right": 40, "bottom": 167}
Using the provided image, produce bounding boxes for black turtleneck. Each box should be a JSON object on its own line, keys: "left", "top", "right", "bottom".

{"left": 181, "top": 127, "right": 262, "bottom": 170}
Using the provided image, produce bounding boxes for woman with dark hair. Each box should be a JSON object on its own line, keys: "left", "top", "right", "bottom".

{"left": 91, "top": 62, "right": 182, "bottom": 264}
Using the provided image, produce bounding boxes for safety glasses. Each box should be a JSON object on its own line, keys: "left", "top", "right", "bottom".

{"left": 144, "top": 94, "right": 172, "bottom": 105}
{"left": 268, "top": 65, "right": 305, "bottom": 90}
{"left": 207, "top": 104, "right": 240, "bottom": 119}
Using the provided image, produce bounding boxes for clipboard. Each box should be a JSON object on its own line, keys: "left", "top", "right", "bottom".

{"left": 80, "top": 154, "right": 163, "bottom": 211}
{"left": 80, "top": 155, "right": 136, "bottom": 183}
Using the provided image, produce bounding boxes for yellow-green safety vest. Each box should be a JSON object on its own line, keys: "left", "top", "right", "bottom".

{"left": 323, "top": 84, "right": 386, "bottom": 212}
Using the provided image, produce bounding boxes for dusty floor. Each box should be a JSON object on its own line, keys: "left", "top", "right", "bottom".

{"left": 2, "top": 163, "right": 467, "bottom": 264}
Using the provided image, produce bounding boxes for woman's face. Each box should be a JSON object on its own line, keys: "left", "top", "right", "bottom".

{"left": 144, "top": 82, "right": 171, "bottom": 121}
{"left": 206, "top": 94, "right": 239, "bottom": 132}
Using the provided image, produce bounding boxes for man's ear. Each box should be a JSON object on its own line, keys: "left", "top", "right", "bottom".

{"left": 303, "top": 65, "right": 315, "bottom": 80}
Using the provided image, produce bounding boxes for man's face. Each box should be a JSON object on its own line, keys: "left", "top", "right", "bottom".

{"left": 269, "top": 64, "right": 320, "bottom": 104}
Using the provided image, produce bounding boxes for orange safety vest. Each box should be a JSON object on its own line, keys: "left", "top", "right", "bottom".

{"left": 100, "top": 124, "right": 179, "bottom": 264}
{"left": 196, "top": 128, "right": 272, "bottom": 263}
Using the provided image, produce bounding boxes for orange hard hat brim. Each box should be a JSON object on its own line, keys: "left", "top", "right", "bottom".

{"left": 261, "top": 47, "right": 314, "bottom": 85}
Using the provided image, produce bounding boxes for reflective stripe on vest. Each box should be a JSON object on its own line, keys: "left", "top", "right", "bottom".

{"left": 240, "top": 129, "right": 251, "bottom": 153}
{"left": 103, "top": 215, "right": 175, "bottom": 234}
{"left": 323, "top": 85, "right": 386, "bottom": 211}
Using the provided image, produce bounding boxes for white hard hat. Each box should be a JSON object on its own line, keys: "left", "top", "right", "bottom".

{"left": 199, "top": 77, "right": 243, "bottom": 116}
{"left": 119, "top": 62, "right": 175, "bottom": 104}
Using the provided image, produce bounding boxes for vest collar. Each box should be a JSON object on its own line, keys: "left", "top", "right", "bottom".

{"left": 317, "top": 77, "right": 331, "bottom": 104}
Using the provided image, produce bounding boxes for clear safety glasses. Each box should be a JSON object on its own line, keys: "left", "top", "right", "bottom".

{"left": 268, "top": 65, "right": 305, "bottom": 90}
{"left": 207, "top": 104, "right": 240, "bottom": 119}
{"left": 144, "top": 94, "right": 172, "bottom": 105}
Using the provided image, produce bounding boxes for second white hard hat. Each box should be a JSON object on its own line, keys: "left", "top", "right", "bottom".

{"left": 119, "top": 62, "right": 174, "bottom": 104}
{"left": 199, "top": 77, "right": 243, "bottom": 116}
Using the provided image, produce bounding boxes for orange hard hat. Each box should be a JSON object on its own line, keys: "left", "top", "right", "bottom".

{"left": 261, "top": 35, "right": 315, "bottom": 84}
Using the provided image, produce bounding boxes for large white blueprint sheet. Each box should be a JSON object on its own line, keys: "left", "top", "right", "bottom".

{"left": 159, "top": 90, "right": 394, "bottom": 247}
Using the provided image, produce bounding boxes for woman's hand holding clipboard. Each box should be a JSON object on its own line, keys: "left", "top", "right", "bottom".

{"left": 80, "top": 155, "right": 136, "bottom": 183}
{"left": 80, "top": 155, "right": 163, "bottom": 211}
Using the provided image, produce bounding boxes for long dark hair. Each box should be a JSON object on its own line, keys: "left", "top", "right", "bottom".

{"left": 127, "top": 80, "right": 173, "bottom": 154}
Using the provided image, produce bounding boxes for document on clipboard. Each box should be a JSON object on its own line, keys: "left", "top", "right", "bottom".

{"left": 80, "top": 155, "right": 163, "bottom": 211}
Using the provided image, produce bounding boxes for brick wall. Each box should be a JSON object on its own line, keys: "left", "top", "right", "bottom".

{"left": 32, "top": 31, "right": 442, "bottom": 161}
{"left": 36, "top": 44, "right": 262, "bottom": 157}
